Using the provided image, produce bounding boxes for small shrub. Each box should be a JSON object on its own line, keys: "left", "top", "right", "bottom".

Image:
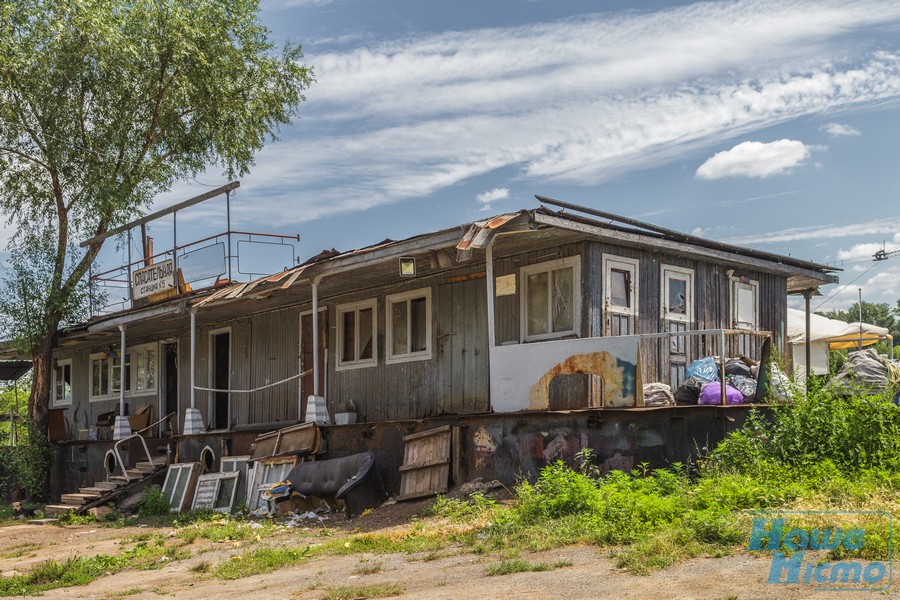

{"left": 486, "top": 559, "right": 572, "bottom": 576}
{"left": 138, "top": 487, "right": 172, "bottom": 518}
{"left": 323, "top": 583, "right": 404, "bottom": 600}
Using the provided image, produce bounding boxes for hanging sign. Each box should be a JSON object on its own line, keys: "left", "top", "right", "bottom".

{"left": 132, "top": 259, "right": 176, "bottom": 300}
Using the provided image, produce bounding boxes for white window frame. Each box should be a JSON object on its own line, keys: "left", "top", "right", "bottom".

{"left": 603, "top": 254, "right": 640, "bottom": 326}
{"left": 89, "top": 352, "right": 113, "bottom": 402}
{"left": 386, "top": 288, "right": 432, "bottom": 364}
{"left": 520, "top": 256, "right": 582, "bottom": 342}
{"left": 52, "top": 358, "right": 73, "bottom": 407}
{"left": 90, "top": 342, "right": 159, "bottom": 402}
{"left": 731, "top": 278, "right": 759, "bottom": 330}
{"left": 131, "top": 342, "right": 159, "bottom": 394}
{"left": 661, "top": 265, "right": 693, "bottom": 324}
{"left": 336, "top": 299, "right": 377, "bottom": 370}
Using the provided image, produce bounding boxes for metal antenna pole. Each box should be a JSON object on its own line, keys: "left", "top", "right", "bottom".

{"left": 858, "top": 288, "right": 863, "bottom": 351}
{"left": 226, "top": 189, "right": 232, "bottom": 282}
{"left": 126, "top": 230, "right": 133, "bottom": 304}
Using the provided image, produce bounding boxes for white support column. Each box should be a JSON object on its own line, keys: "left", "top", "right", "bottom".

{"left": 183, "top": 308, "right": 205, "bottom": 434}
{"left": 112, "top": 324, "right": 132, "bottom": 439}
{"left": 486, "top": 241, "right": 496, "bottom": 349}
{"left": 305, "top": 275, "right": 328, "bottom": 424}
{"left": 485, "top": 241, "right": 496, "bottom": 412}
{"left": 312, "top": 277, "right": 320, "bottom": 396}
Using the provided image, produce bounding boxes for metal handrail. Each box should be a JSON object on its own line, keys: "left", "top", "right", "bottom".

{"left": 134, "top": 411, "right": 176, "bottom": 436}
{"left": 110, "top": 433, "right": 155, "bottom": 482}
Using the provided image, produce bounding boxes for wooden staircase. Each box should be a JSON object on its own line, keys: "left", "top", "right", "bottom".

{"left": 45, "top": 457, "right": 168, "bottom": 517}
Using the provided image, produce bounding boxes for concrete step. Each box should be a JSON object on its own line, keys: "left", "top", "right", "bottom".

{"left": 61, "top": 493, "right": 98, "bottom": 504}
{"left": 44, "top": 504, "right": 80, "bottom": 517}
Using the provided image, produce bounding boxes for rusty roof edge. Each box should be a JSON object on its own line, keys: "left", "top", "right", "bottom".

{"left": 533, "top": 200, "right": 839, "bottom": 275}
{"left": 532, "top": 211, "right": 837, "bottom": 284}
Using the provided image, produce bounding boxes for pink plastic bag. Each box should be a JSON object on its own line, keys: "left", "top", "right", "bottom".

{"left": 699, "top": 381, "right": 744, "bottom": 405}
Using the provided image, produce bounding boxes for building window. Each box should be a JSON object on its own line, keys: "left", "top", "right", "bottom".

{"left": 661, "top": 266, "right": 693, "bottom": 323}
{"left": 603, "top": 255, "right": 639, "bottom": 336}
{"left": 133, "top": 345, "right": 157, "bottom": 392}
{"left": 112, "top": 351, "right": 131, "bottom": 394}
{"left": 732, "top": 278, "right": 759, "bottom": 330}
{"left": 337, "top": 299, "right": 377, "bottom": 369}
{"left": 90, "top": 342, "right": 158, "bottom": 400}
{"left": 520, "top": 256, "right": 581, "bottom": 342}
{"left": 386, "top": 288, "right": 432, "bottom": 364}
{"left": 90, "top": 352, "right": 112, "bottom": 400}
{"left": 52, "top": 359, "right": 72, "bottom": 407}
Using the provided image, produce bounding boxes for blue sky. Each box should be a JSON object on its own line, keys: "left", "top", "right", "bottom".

{"left": 138, "top": 0, "right": 900, "bottom": 312}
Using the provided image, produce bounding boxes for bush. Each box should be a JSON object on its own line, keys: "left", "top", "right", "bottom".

{"left": 137, "top": 487, "right": 171, "bottom": 518}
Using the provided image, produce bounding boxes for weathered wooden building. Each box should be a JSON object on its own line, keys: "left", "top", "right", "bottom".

{"left": 46, "top": 202, "right": 837, "bottom": 497}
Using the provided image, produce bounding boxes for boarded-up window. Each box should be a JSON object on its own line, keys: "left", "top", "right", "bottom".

{"left": 732, "top": 279, "right": 758, "bottom": 330}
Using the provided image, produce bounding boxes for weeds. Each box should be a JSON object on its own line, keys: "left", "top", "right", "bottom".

{"left": 138, "top": 487, "right": 172, "bottom": 518}
{"left": 212, "top": 545, "right": 310, "bottom": 580}
{"left": 353, "top": 558, "right": 383, "bottom": 575}
{"left": 322, "top": 583, "right": 404, "bottom": 599}
{"left": 0, "top": 538, "right": 188, "bottom": 596}
{"left": 486, "top": 559, "right": 573, "bottom": 576}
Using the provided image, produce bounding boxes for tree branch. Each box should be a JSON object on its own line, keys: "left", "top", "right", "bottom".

{"left": 0, "top": 146, "right": 50, "bottom": 170}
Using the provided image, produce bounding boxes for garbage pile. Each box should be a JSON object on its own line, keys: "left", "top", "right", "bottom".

{"left": 828, "top": 348, "right": 900, "bottom": 396}
{"left": 644, "top": 354, "right": 780, "bottom": 406}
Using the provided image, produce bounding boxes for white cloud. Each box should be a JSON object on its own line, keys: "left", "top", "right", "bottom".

{"left": 821, "top": 122, "right": 862, "bottom": 137}
{"left": 252, "top": 1, "right": 900, "bottom": 223}
{"left": 836, "top": 233, "right": 900, "bottom": 261}
{"left": 696, "top": 140, "right": 812, "bottom": 179}
{"left": 476, "top": 187, "right": 510, "bottom": 209}
{"left": 730, "top": 217, "right": 900, "bottom": 245}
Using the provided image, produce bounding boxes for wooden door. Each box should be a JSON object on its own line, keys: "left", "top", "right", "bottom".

{"left": 661, "top": 266, "right": 693, "bottom": 388}
{"left": 435, "top": 278, "right": 489, "bottom": 415}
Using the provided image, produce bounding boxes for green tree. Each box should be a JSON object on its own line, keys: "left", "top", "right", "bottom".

{"left": 0, "top": 376, "right": 29, "bottom": 446}
{"left": 0, "top": 0, "right": 313, "bottom": 452}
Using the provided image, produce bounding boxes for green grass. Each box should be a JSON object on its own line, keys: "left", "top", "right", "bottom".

{"left": 0, "top": 538, "right": 189, "bottom": 596}
{"left": 176, "top": 515, "right": 279, "bottom": 543}
{"left": 486, "top": 559, "right": 573, "bottom": 576}
{"left": 211, "top": 545, "right": 309, "bottom": 580}
{"left": 0, "top": 543, "right": 39, "bottom": 559}
{"left": 353, "top": 558, "right": 383, "bottom": 575}
{"left": 322, "top": 583, "right": 404, "bottom": 599}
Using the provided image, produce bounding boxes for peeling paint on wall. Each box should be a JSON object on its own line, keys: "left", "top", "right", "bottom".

{"left": 491, "top": 336, "right": 642, "bottom": 412}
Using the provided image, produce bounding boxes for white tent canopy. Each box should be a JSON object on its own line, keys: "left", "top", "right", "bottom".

{"left": 787, "top": 307, "right": 892, "bottom": 376}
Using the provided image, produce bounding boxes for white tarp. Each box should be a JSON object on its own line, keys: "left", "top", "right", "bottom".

{"left": 787, "top": 308, "right": 891, "bottom": 377}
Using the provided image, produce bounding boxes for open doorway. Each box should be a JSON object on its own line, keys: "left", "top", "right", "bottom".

{"left": 210, "top": 329, "right": 230, "bottom": 430}
{"left": 162, "top": 342, "right": 178, "bottom": 434}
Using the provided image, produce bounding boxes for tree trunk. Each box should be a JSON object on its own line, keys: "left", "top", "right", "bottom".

{"left": 29, "top": 333, "right": 56, "bottom": 435}
{"left": 28, "top": 328, "right": 57, "bottom": 500}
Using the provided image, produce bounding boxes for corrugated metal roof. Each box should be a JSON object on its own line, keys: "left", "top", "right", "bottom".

{"left": 456, "top": 212, "right": 522, "bottom": 251}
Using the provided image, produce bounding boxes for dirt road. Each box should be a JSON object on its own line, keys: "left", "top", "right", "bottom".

{"left": 0, "top": 520, "right": 894, "bottom": 599}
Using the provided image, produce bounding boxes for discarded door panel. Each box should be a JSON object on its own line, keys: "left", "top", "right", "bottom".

{"left": 398, "top": 425, "right": 451, "bottom": 501}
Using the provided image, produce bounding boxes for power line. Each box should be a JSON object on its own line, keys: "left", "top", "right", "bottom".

{"left": 813, "top": 260, "right": 885, "bottom": 312}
